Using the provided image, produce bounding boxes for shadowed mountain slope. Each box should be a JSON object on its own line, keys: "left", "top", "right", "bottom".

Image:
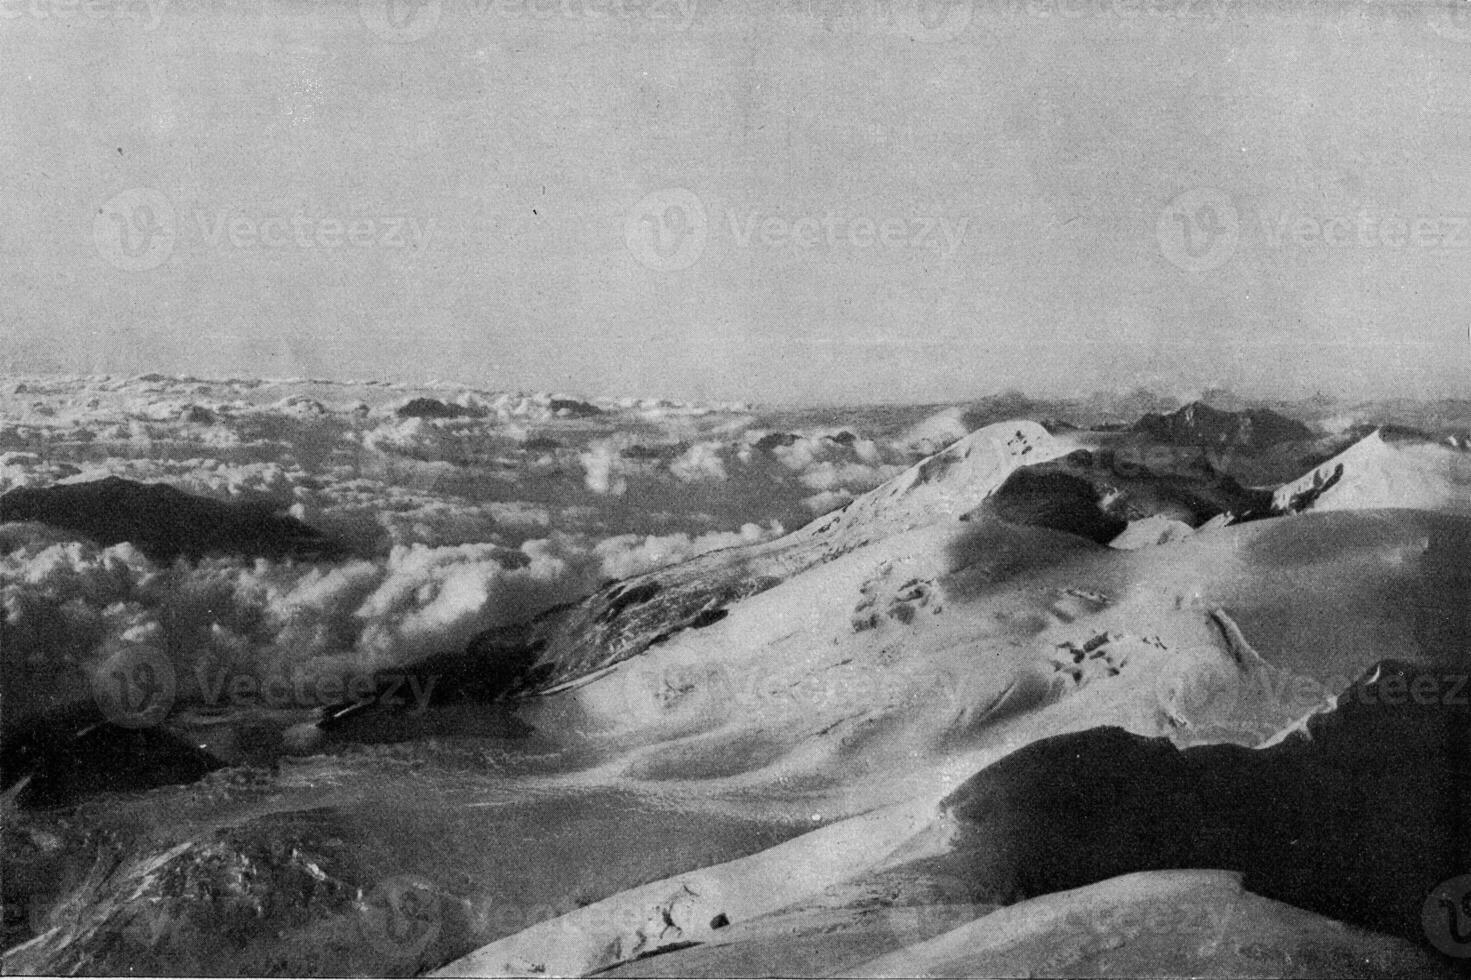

{"left": 0, "top": 476, "right": 345, "bottom": 563}
{"left": 1132, "top": 401, "right": 1314, "bottom": 449}
{"left": 941, "top": 659, "right": 1470, "bottom": 946}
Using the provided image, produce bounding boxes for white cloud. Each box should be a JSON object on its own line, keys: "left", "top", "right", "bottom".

{"left": 580, "top": 440, "right": 629, "bottom": 496}
{"left": 669, "top": 442, "right": 728, "bottom": 484}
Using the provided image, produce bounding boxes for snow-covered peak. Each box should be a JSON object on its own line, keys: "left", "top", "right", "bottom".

{"left": 807, "top": 420, "right": 1068, "bottom": 540}
{"left": 1273, "top": 429, "right": 1471, "bottom": 516}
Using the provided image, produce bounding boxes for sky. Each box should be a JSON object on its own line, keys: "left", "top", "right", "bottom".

{"left": 2, "top": 0, "right": 1469, "bottom": 405}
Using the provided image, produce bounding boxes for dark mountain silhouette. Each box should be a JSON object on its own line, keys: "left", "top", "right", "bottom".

{"left": 753, "top": 432, "right": 802, "bottom": 453}
{"left": 548, "top": 398, "right": 603, "bottom": 418}
{"left": 1132, "top": 401, "right": 1313, "bottom": 449}
{"left": 396, "top": 397, "right": 480, "bottom": 419}
{"left": 1, "top": 700, "right": 223, "bottom": 809}
{"left": 0, "top": 477, "right": 346, "bottom": 563}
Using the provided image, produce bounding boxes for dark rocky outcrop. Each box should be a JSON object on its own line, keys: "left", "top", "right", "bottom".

{"left": 0, "top": 477, "right": 346, "bottom": 563}
{"left": 396, "top": 397, "right": 478, "bottom": 420}
{"left": 620, "top": 443, "right": 685, "bottom": 461}
{"left": 3, "top": 807, "right": 397, "bottom": 977}
{"left": 548, "top": 398, "right": 603, "bottom": 418}
{"left": 1132, "top": 401, "right": 1313, "bottom": 449}
{"left": 943, "top": 659, "right": 1471, "bottom": 955}
{"left": 754, "top": 432, "right": 802, "bottom": 453}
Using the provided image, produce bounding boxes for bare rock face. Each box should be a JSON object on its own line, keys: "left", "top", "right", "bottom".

{"left": 396, "top": 397, "right": 481, "bottom": 420}
{"left": 1132, "top": 401, "right": 1314, "bottom": 449}
{"left": 1, "top": 807, "right": 402, "bottom": 978}
{"left": 0, "top": 477, "right": 346, "bottom": 563}
{"left": 547, "top": 398, "right": 603, "bottom": 418}
{"left": 941, "top": 658, "right": 1471, "bottom": 953}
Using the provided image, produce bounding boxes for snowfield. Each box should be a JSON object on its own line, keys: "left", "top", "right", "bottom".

{"left": 2, "top": 376, "right": 1469, "bottom": 978}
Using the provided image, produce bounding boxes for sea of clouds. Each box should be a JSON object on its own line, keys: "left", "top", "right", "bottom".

{"left": 6, "top": 376, "right": 1468, "bottom": 723}
{"left": 0, "top": 377, "right": 977, "bottom": 714}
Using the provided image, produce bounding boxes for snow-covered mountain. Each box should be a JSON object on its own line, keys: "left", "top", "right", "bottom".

{"left": 3, "top": 389, "right": 1468, "bottom": 978}
{"left": 1272, "top": 429, "right": 1471, "bottom": 516}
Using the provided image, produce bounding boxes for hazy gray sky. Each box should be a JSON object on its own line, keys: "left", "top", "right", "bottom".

{"left": 2, "top": 0, "right": 1469, "bottom": 403}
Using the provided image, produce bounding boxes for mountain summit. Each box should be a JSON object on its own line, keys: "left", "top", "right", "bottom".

{"left": 1132, "top": 401, "right": 1313, "bottom": 449}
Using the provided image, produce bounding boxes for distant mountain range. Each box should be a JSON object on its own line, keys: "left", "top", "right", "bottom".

{"left": 1131, "top": 401, "right": 1314, "bottom": 449}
